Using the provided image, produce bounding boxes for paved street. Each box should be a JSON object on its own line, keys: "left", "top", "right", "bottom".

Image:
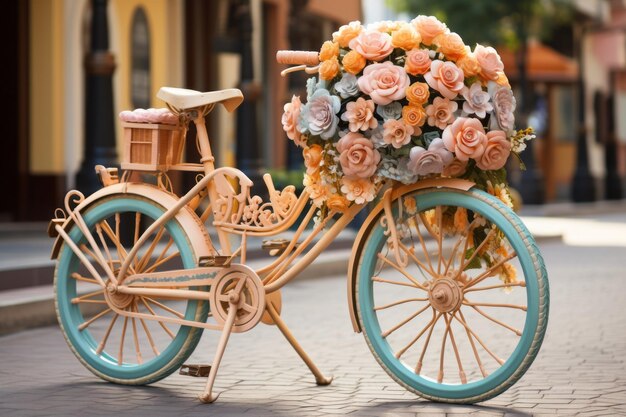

{"left": 1, "top": 217, "right": 626, "bottom": 416}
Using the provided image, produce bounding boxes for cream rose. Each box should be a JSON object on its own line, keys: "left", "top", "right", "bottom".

{"left": 357, "top": 61, "right": 410, "bottom": 105}
{"left": 336, "top": 132, "right": 381, "bottom": 178}
{"left": 476, "top": 130, "right": 511, "bottom": 170}
{"left": 442, "top": 117, "right": 487, "bottom": 161}
{"left": 348, "top": 29, "right": 394, "bottom": 61}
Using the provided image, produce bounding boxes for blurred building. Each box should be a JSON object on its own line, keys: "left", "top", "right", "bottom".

{"left": 2, "top": 0, "right": 360, "bottom": 222}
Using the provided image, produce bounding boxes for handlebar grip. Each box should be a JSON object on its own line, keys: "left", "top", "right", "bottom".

{"left": 276, "top": 50, "right": 319, "bottom": 66}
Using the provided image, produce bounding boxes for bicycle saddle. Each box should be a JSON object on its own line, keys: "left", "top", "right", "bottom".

{"left": 157, "top": 87, "right": 244, "bottom": 112}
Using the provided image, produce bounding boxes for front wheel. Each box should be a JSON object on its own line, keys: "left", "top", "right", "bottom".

{"left": 54, "top": 195, "right": 209, "bottom": 385}
{"left": 355, "top": 187, "right": 549, "bottom": 403}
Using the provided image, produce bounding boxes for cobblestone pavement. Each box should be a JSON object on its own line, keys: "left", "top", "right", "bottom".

{"left": 1, "top": 238, "right": 625, "bottom": 416}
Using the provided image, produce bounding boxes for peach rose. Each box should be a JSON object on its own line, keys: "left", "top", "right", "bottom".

{"left": 406, "top": 82, "right": 430, "bottom": 105}
{"left": 391, "top": 23, "right": 421, "bottom": 50}
{"left": 412, "top": 15, "right": 448, "bottom": 46}
{"left": 319, "top": 56, "right": 340, "bottom": 80}
{"left": 402, "top": 105, "right": 427, "bottom": 131}
{"left": 333, "top": 21, "right": 364, "bottom": 48}
{"left": 424, "top": 60, "right": 465, "bottom": 100}
{"left": 442, "top": 117, "right": 487, "bottom": 161}
{"left": 340, "top": 177, "right": 376, "bottom": 204}
{"left": 383, "top": 119, "right": 415, "bottom": 149}
{"left": 476, "top": 130, "right": 511, "bottom": 170}
{"left": 474, "top": 44, "right": 504, "bottom": 82}
{"left": 357, "top": 61, "right": 410, "bottom": 105}
{"left": 495, "top": 71, "right": 510, "bottom": 87}
{"left": 456, "top": 52, "right": 481, "bottom": 78}
{"left": 336, "top": 132, "right": 381, "bottom": 178}
{"left": 319, "top": 41, "right": 339, "bottom": 61}
{"left": 327, "top": 195, "right": 351, "bottom": 212}
{"left": 443, "top": 158, "right": 468, "bottom": 177}
{"left": 405, "top": 48, "right": 432, "bottom": 76}
{"left": 342, "top": 50, "right": 366, "bottom": 75}
{"left": 303, "top": 144, "right": 323, "bottom": 175}
{"left": 341, "top": 97, "right": 378, "bottom": 132}
{"left": 425, "top": 97, "right": 457, "bottom": 130}
{"left": 281, "top": 95, "right": 303, "bottom": 146}
{"left": 434, "top": 32, "right": 467, "bottom": 61}
{"left": 349, "top": 30, "right": 394, "bottom": 61}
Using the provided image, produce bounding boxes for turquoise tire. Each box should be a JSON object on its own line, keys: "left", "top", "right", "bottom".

{"left": 54, "top": 195, "right": 209, "bottom": 385}
{"left": 356, "top": 188, "right": 549, "bottom": 403}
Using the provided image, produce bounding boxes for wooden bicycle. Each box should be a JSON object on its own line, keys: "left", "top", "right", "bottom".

{"left": 49, "top": 49, "right": 549, "bottom": 404}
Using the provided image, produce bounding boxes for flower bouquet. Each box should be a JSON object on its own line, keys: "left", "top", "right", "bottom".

{"left": 281, "top": 16, "right": 534, "bottom": 214}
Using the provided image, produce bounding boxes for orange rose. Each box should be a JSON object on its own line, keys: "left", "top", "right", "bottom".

{"left": 303, "top": 144, "right": 323, "bottom": 175}
{"left": 342, "top": 50, "right": 366, "bottom": 75}
{"left": 412, "top": 15, "right": 448, "bottom": 46}
{"left": 327, "top": 195, "right": 351, "bottom": 212}
{"left": 333, "top": 21, "right": 364, "bottom": 48}
{"left": 434, "top": 32, "right": 467, "bottom": 61}
{"left": 402, "top": 105, "right": 427, "bottom": 131}
{"left": 456, "top": 52, "right": 481, "bottom": 78}
{"left": 319, "top": 41, "right": 339, "bottom": 61}
{"left": 405, "top": 82, "right": 430, "bottom": 105}
{"left": 319, "top": 56, "right": 339, "bottom": 80}
{"left": 391, "top": 23, "right": 421, "bottom": 50}
{"left": 405, "top": 48, "right": 431, "bottom": 76}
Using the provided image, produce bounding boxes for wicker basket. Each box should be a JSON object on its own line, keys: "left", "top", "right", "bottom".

{"left": 121, "top": 122, "right": 184, "bottom": 171}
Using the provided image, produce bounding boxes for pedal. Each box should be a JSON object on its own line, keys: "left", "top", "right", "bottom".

{"left": 262, "top": 239, "right": 298, "bottom": 256}
{"left": 180, "top": 364, "right": 212, "bottom": 377}
{"left": 198, "top": 255, "right": 231, "bottom": 267}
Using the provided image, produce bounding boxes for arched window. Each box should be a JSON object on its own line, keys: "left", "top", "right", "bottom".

{"left": 131, "top": 7, "right": 150, "bottom": 108}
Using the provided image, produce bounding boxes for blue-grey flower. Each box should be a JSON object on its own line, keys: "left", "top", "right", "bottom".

{"left": 306, "top": 77, "right": 319, "bottom": 100}
{"left": 376, "top": 102, "right": 402, "bottom": 121}
{"left": 334, "top": 73, "right": 360, "bottom": 99}
{"left": 299, "top": 89, "right": 341, "bottom": 140}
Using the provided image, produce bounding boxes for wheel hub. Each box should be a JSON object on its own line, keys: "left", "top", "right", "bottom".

{"left": 105, "top": 282, "right": 134, "bottom": 309}
{"left": 428, "top": 278, "right": 462, "bottom": 313}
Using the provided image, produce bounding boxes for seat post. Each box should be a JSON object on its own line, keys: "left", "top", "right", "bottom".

{"left": 192, "top": 108, "right": 232, "bottom": 255}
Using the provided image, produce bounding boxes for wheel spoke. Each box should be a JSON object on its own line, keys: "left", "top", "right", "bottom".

{"left": 143, "top": 249, "right": 179, "bottom": 274}
{"left": 372, "top": 276, "right": 420, "bottom": 289}
{"left": 141, "top": 297, "right": 175, "bottom": 339}
{"left": 395, "top": 308, "right": 436, "bottom": 359}
{"left": 134, "top": 212, "right": 142, "bottom": 245}
{"left": 463, "top": 253, "right": 518, "bottom": 290}
{"left": 96, "top": 314, "right": 119, "bottom": 355}
{"left": 135, "top": 227, "right": 166, "bottom": 273}
{"left": 469, "top": 305, "right": 522, "bottom": 336}
{"left": 443, "top": 217, "right": 480, "bottom": 276}
{"left": 436, "top": 206, "right": 443, "bottom": 275}
{"left": 382, "top": 304, "right": 430, "bottom": 338}
{"left": 99, "top": 220, "right": 136, "bottom": 275}
{"left": 415, "top": 312, "right": 442, "bottom": 374}
{"left": 144, "top": 296, "right": 185, "bottom": 319}
{"left": 71, "top": 289, "right": 105, "bottom": 304}
{"left": 131, "top": 315, "right": 143, "bottom": 364}
{"left": 445, "top": 313, "right": 467, "bottom": 384}
{"left": 375, "top": 297, "right": 428, "bottom": 311}
{"left": 438, "top": 313, "right": 451, "bottom": 383}
{"left": 398, "top": 241, "right": 437, "bottom": 278}
{"left": 453, "top": 228, "right": 497, "bottom": 281}
{"left": 78, "top": 308, "right": 112, "bottom": 331}
{"left": 452, "top": 311, "right": 504, "bottom": 366}
{"left": 135, "top": 302, "right": 160, "bottom": 356}
{"left": 458, "top": 309, "right": 488, "bottom": 377}
{"left": 95, "top": 224, "right": 115, "bottom": 271}
{"left": 412, "top": 214, "right": 435, "bottom": 273}
{"left": 464, "top": 281, "right": 525, "bottom": 293}
{"left": 70, "top": 272, "right": 99, "bottom": 284}
{"left": 463, "top": 300, "right": 527, "bottom": 311}
{"left": 377, "top": 253, "right": 428, "bottom": 290}
{"left": 118, "top": 315, "right": 129, "bottom": 365}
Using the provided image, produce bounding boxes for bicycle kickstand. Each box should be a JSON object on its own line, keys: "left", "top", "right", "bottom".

{"left": 198, "top": 293, "right": 239, "bottom": 403}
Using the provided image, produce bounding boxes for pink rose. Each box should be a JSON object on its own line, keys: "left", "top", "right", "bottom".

{"left": 424, "top": 60, "right": 465, "bottom": 100}
{"left": 491, "top": 86, "right": 516, "bottom": 132}
{"left": 336, "top": 132, "right": 381, "bottom": 178}
{"left": 341, "top": 97, "right": 378, "bottom": 132}
{"left": 407, "top": 138, "right": 453, "bottom": 176}
{"left": 281, "top": 95, "right": 303, "bottom": 146}
{"left": 474, "top": 44, "right": 504, "bottom": 81}
{"left": 442, "top": 117, "right": 487, "bottom": 161}
{"left": 443, "top": 158, "right": 468, "bottom": 177}
{"left": 357, "top": 61, "right": 411, "bottom": 105}
{"left": 405, "top": 48, "right": 432, "bottom": 76}
{"left": 476, "top": 130, "right": 511, "bottom": 170}
{"left": 383, "top": 119, "right": 414, "bottom": 149}
{"left": 412, "top": 15, "right": 448, "bottom": 46}
{"left": 348, "top": 30, "right": 394, "bottom": 61}
{"left": 425, "top": 96, "right": 457, "bottom": 130}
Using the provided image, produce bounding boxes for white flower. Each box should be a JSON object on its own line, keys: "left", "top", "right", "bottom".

{"left": 376, "top": 102, "right": 403, "bottom": 120}
{"left": 334, "top": 73, "right": 360, "bottom": 98}
{"left": 462, "top": 82, "right": 493, "bottom": 118}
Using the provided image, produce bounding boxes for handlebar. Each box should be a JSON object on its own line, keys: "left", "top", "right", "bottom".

{"left": 276, "top": 50, "right": 319, "bottom": 66}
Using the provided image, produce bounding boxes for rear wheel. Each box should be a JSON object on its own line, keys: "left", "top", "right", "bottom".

{"left": 55, "top": 195, "right": 209, "bottom": 385}
{"left": 355, "top": 187, "right": 549, "bottom": 403}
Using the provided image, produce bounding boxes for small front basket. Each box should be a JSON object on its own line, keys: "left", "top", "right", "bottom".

{"left": 120, "top": 121, "right": 184, "bottom": 171}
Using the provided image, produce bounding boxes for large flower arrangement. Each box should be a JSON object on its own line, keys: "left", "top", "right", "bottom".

{"left": 281, "top": 16, "right": 534, "bottom": 214}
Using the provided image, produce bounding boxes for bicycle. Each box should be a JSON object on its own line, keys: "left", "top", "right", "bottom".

{"left": 49, "top": 45, "right": 549, "bottom": 404}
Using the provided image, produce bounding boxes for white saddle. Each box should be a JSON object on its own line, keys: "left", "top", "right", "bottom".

{"left": 157, "top": 87, "right": 243, "bottom": 112}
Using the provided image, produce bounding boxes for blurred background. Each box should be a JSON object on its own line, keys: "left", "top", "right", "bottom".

{"left": 2, "top": 0, "right": 626, "bottom": 223}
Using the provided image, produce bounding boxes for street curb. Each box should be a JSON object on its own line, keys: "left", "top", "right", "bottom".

{"left": 0, "top": 251, "right": 351, "bottom": 336}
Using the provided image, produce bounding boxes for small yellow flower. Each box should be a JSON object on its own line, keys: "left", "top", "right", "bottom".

{"left": 454, "top": 207, "right": 468, "bottom": 232}
{"left": 403, "top": 196, "right": 417, "bottom": 215}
